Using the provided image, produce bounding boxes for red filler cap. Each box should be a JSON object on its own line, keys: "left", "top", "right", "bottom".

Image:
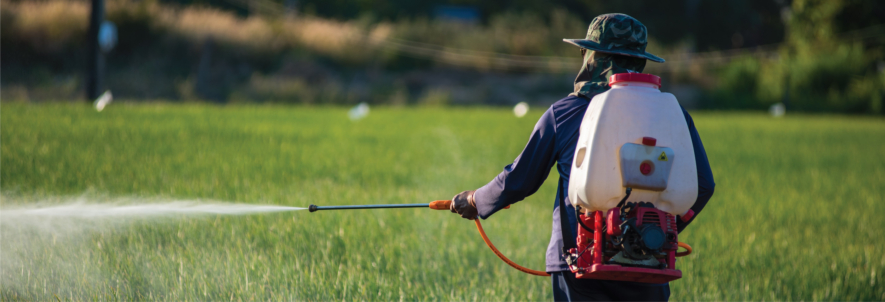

{"left": 642, "top": 137, "right": 657, "bottom": 146}
{"left": 680, "top": 209, "right": 696, "bottom": 222}
{"left": 609, "top": 73, "right": 662, "bottom": 87}
{"left": 640, "top": 162, "right": 652, "bottom": 175}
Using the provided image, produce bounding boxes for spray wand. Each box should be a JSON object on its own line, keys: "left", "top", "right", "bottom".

{"left": 308, "top": 202, "right": 446, "bottom": 212}
{"left": 309, "top": 200, "right": 551, "bottom": 276}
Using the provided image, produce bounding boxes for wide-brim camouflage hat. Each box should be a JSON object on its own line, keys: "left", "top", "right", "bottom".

{"left": 563, "top": 13, "right": 665, "bottom": 63}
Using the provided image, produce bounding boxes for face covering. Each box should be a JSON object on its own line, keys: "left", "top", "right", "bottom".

{"left": 571, "top": 50, "right": 647, "bottom": 98}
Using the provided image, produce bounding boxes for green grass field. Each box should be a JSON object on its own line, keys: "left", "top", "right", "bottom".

{"left": 2, "top": 102, "right": 883, "bottom": 301}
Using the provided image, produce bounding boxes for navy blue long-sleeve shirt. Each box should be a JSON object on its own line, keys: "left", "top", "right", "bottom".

{"left": 473, "top": 95, "right": 715, "bottom": 272}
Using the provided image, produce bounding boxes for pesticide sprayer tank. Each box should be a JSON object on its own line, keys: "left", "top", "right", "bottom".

{"left": 568, "top": 73, "right": 698, "bottom": 216}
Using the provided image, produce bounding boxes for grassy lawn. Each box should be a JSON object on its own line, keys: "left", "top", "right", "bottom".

{"left": 2, "top": 102, "right": 883, "bottom": 300}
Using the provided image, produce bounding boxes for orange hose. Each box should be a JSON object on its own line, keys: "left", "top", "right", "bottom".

{"left": 676, "top": 242, "right": 692, "bottom": 257}
{"left": 474, "top": 220, "right": 550, "bottom": 276}
{"left": 430, "top": 200, "right": 693, "bottom": 275}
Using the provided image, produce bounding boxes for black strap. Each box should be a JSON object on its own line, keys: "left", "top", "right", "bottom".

{"left": 558, "top": 178, "right": 577, "bottom": 251}
{"left": 616, "top": 187, "right": 633, "bottom": 209}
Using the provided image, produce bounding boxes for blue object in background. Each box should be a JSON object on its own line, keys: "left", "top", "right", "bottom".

{"left": 433, "top": 5, "right": 479, "bottom": 24}
{"left": 98, "top": 20, "right": 117, "bottom": 53}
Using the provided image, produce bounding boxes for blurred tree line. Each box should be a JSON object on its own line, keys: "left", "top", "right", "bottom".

{"left": 714, "top": 0, "right": 884, "bottom": 113}
{"left": 178, "top": 0, "right": 790, "bottom": 51}
{"left": 317, "top": 0, "right": 789, "bottom": 51}
{"left": 1, "top": 0, "right": 883, "bottom": 113}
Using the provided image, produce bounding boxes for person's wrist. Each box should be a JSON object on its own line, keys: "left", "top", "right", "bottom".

{"left": 467, "top": 190, "right": 478, "bottom": 220}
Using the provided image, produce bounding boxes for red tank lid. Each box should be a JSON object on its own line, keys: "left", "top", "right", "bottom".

{"left": 609, "top": 73, "right": 661, "bottom": 87}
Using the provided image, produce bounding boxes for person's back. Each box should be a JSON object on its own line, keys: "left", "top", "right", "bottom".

{"left": 448, "top": 14, "right": 715, "bottom": 301}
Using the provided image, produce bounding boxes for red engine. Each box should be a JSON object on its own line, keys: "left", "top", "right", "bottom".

{"left": 565, "top": 202, "right": 685, "bottom": 283}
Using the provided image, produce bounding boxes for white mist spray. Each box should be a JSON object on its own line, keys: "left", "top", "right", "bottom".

{"left": 2, "top": 201, "right": 306, "bottom": 218}
{"left": 0, "top": 195, "right": 307, "bottom": 299}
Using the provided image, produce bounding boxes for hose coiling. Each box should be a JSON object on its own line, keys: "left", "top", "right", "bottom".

{"left": 474, "top": 219, "right": 550, "bottom": 276}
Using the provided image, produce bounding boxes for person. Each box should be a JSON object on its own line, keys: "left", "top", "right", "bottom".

{"left": 449, "top": 13, "right": 715, "bottom": 301}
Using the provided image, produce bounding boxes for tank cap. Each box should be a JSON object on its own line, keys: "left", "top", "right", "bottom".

{"left": 609, "top": 73, "right": 661, "bottom": 87}
{"left": 680, "top": 209, "right": 695, "bottom": 222}
{"left": 642, "top": 137, "right": 657, "bottom": 146}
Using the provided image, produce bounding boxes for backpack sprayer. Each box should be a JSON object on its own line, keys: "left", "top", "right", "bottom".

{"left": 564, "top": 73, "right": 697, "bottom": 283}
{"left": 310, "top": 73, "right": 697, "bottom": 282}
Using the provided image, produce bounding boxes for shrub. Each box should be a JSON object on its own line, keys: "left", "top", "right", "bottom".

{"left": 707, "top": 0, "right": 884, "bottom": 114}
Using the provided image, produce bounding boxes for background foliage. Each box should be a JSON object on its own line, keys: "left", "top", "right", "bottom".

{"left": 1, "top": 0, "right": 883, "bottom": 113}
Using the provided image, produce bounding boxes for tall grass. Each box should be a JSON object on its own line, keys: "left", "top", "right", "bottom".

{"left": 1, "top": 103, "right": 883, "bottom": 300}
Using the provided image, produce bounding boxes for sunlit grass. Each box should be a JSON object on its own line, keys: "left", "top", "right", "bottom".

{"left": 1, "top": 103, "right": 883, "bottom": 300}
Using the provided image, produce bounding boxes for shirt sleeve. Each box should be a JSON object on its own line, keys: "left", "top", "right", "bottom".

{"left": 473, "top": 108, "right": 558, "bottom": 219}
{"left": 677, "top": 107, "right": 716, "bottom": 233}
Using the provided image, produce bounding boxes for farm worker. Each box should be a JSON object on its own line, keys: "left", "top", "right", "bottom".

{"left": 449, "top": 13, "right": 715, "bottom": 301}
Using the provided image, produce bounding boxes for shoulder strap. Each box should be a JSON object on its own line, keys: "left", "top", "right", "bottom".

{"left": 558, "top": 178, "right": 576, "bottom": 251}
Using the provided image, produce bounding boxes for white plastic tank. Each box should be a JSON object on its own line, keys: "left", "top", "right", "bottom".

{"left": 568, "top": 73, "right": 698, "bottom": 216}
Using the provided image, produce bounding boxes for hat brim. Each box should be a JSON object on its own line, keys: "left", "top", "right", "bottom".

{"left": 563, "top": 39, "right": 665, "bottom": 63}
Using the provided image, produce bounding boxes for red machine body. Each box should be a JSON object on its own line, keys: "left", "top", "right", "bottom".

{"left": 567, "top": 205, "right": 682, "bottom": 283}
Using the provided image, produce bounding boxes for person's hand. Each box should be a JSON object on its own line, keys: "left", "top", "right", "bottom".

{"left": 450, "top": 190, "right": 478, "bottom": 220}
